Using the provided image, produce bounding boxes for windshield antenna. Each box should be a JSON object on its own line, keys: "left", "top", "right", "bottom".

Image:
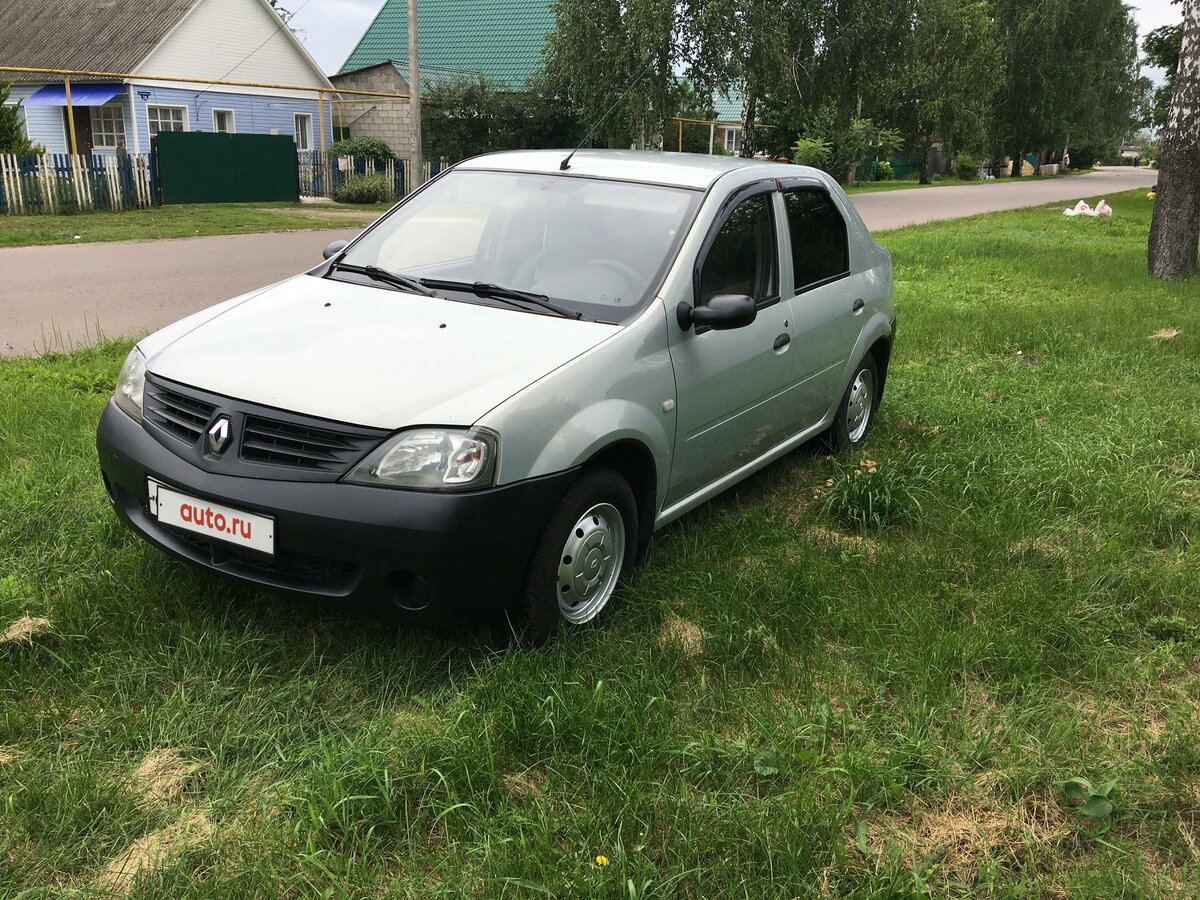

{"left": 560, "top": 60, "right": 657, "bottom": 171}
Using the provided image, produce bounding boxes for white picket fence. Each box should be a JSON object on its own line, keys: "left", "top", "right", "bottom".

{"left": 0, "top": 153, "right": 155, "bottom": 214}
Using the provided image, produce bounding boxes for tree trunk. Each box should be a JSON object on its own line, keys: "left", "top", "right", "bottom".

{"left": 1149, "top": 0, "right": 1200, "bottom": 280}
{"left": 919, "top": 139, "right": 933, "bottom": 185}
{"left": 1010, "top": 148, "right": 1023, "bottom": 177}
{"left": 739, "top": 86, "right": 756, "bottom": 159}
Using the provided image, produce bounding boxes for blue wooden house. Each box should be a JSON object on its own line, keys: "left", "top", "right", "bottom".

{"left": 0, "top": 0, "right": 335, "bottom": 158}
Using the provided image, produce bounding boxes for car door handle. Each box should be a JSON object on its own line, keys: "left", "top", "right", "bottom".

{"left": 773, "top": 333, "right": 790, "bottom": 352}
{"left": 852, "top": 298, "right": 866, "bottom": 314}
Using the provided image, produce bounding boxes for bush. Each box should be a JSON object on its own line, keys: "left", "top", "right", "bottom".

{"left": 334, "top": 174, "right": 394, "bottom": 204}
{"left": 874, "top": 160, "right": 894, "bottom": 181}
{"left": 329, "top": 137, "right": 396, "bottom": 162}
{"left": 791, "top": 136, "right": 831, "bottom": 168}
{"left": 954, "top": 154, "right": 981, "bottom": 181}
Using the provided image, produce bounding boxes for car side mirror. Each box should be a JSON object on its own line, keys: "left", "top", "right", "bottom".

{"left": 323, "top": 239, "right": 350, "bottom": 260}
{"left": 676, "top": 295, "right": 757, "bottom": 332}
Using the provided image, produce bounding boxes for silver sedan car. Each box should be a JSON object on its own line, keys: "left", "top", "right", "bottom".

{"left": 97, "top": 150, "right": 894, "bottom": 643}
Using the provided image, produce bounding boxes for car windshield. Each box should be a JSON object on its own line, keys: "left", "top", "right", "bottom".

{"left": 333, "top": 169, "right": 702, "bottom": 323}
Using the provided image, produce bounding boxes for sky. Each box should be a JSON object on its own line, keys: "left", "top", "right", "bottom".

{"left": 288, "top": 0, "right": 1184, "bottom": 78}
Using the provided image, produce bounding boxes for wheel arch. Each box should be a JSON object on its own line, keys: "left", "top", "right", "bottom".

{"left": 583, "top": 439, "right": 658, "bottom": 561}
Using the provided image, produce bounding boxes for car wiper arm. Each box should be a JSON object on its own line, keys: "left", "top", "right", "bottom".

{"left": 330, "top": 262, "right": 439, "bottom": 297}
{"left": 419, "top": 279, "right": 584, "bottom": 320}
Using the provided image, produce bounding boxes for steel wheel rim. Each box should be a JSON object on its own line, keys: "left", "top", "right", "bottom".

{"left": 846, "top": 367, "right": 874, "bottom": 443}
{"left": 557, "top": 502, "right": 625, "bottom": 625}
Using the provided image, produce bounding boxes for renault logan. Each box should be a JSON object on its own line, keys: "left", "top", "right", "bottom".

{"left": 97, "top": 150, "right": 894, "bottom": 643}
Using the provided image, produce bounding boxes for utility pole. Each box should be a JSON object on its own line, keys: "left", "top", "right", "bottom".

{"left": 408, "top": 0, "right": 423, "bottom": 189}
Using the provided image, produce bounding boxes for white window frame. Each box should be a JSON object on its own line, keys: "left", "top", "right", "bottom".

{"left": 147, "top": 104, "right": 188, "bottom": 136}
{"left": 212, "top": 108, "right": 235, "bottom": 134}
{"left": 294, "top": 113, "right": 312, "bottom": 151}
{"left": 89, "top": 103, "right": 126, "bottom": 149}
{"left": 723, "top": 127, "right": 742, "bottom": 154}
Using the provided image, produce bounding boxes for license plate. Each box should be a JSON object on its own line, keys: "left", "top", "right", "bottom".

{"left": 147, "top": 480, "right": 275, "bottom": 556}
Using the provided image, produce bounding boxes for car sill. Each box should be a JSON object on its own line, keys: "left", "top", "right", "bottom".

{"left": 654, "top": 418, "right": 832, "bottom": 531}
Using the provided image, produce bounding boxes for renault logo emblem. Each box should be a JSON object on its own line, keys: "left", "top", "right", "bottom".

{"left": 207, "top": 416, "right": 232, "bottom": 455}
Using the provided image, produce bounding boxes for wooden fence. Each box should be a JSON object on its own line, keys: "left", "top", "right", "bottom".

{"left": 0, "top": 153, "right": 155, "bottom": 214}
{"left": 297, "top": 153, "right": 444, "bottom": 201}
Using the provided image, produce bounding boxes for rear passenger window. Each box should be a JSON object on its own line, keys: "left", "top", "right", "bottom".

{"left": 698, "top": 192, "right": 777, "bottom": 304}
{"left": 783, "top": 189, "right": 849, "bottom": 291}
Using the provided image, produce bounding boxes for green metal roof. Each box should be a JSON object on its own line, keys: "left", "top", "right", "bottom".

{"left": 712, "top": 89, "right": 745, "bottom": 124}
{"left": 339, "top": 0, "right": 556, "bottom": 88}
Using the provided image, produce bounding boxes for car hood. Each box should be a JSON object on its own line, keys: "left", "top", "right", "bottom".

{"left": 141, "top": 275, "right": 619, "bottom": 429}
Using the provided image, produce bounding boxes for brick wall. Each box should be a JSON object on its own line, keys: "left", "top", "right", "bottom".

{"left": 331, "top": 66, "right": 414, "bottom": 160}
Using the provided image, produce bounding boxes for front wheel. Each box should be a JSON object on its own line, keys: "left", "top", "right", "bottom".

{"left": 826, "top": 354, "right": 879, "bottom": 451}
{"left": 507, "top": 467, "right": 638, "bottom": 645}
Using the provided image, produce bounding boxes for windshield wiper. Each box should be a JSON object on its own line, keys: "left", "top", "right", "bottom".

{"left": 329, "top": 262, "right": 439, "bottom": 297}
{"left": 419, "top": 279, "right": 584, "bottom": 320}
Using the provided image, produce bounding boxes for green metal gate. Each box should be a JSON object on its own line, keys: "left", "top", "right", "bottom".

{"left": 154, "top": 132, "right": 299, "bottom": 204}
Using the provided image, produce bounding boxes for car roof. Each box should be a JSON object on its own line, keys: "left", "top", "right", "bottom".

{"left": 459, "top": 149, "right": 822, "bottom": 190}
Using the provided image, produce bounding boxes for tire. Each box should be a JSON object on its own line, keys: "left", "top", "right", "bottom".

{"left": 825, "top": 353, "right": 879, "bottom": 452}
{"left": 506, "top": 467, "right": 638, "bottom": 646}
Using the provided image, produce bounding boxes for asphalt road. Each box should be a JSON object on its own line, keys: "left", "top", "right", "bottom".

{"left": 0, "top": 166, "right": 1158, "bottom": 355}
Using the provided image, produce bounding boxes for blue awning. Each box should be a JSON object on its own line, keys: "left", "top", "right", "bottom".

{"left": 21, "top": 83, "right": 125, "bottom": 107}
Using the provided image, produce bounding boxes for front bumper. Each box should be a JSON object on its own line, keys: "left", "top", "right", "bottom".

{"left": 96, "top": 400, "right": 575, "bottom": 622}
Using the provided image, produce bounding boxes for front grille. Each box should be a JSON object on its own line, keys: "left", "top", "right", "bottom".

{"left": 241, "top": 416, "right": 377, "bottom": 472}
{"left": 145, "top": 382, "right": 217, "bottom": 445}
{"left": 167, "top": 526, "right": 361, "bottom": 590}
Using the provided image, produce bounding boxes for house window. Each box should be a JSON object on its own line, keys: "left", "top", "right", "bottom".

{"left": 148, "top": 105, "right": 187, "bottom": 135}
{"left": 90, "top": 104, "right": 126, "bottom": 149}
{"left": 212, "top": 109, "right": 235, "bottom": 133}
{"left": 294, "top": 113, "right": 312, "bottom": 151}
{"left": 723, "top": 128, "right": 742, "bottom": 154}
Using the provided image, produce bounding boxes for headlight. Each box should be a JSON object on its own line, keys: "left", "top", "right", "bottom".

{"left": 114, "top": 347, "right": 147, "bottom": 422}
{"left": 345, "top": 428, "right": 498, "bottom": 491}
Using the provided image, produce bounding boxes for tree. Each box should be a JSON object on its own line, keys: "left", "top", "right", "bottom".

{"left": 1143, "top": 15, "right": 1184, "bottom": 129}
{"left": 1148, "top": 0, "right": 1200, "bottom": 280}
{"left": 544, "top": 0, "right": 680, "bottom": 149}
{"left": 0, "top": 81, "right": 40, "bottom": 155}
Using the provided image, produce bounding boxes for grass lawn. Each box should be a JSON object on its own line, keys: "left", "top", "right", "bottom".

{"left": 0, "top": 202, "right": 386, "bottom": 249}
{"left": 2, "top": 190, "right": 1198, "bottom": 896}
{"left": 845, "top": 169, "right": 1093, "bottom": 194}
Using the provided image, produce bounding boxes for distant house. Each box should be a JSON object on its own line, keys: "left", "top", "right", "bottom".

{"left": 711, "top": 90, "right": 747, "bottom": 154}
{"left": 339, "top": 0, "right": 555, "bottom": 90}
{"left": 329, "top": 61, "right": 478, "bottom": 158}
{"left": 0, "top": 0, "right": 335, "bottom": 158}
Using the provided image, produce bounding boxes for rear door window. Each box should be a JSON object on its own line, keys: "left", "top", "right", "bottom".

{"left": 782, "top": 188, "right": 850, "bottom": 292}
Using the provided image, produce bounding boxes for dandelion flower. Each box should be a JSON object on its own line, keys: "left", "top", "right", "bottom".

{"left": 595, "top": 855, "right": 609, "bottom": 866}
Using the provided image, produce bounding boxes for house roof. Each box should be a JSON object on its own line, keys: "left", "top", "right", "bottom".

{"left": 0, "top": 0, "right": 199, "bottom": 80}
{"left": 339, "top": 0, "right": 556, "bottom": 89}
{"left": 712, "top": 89, "right": 745, "bottom": 124}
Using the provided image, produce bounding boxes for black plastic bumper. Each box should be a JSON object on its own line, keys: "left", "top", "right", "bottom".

{"left": 96, "top": 400, "right": 576, "bottom": 623}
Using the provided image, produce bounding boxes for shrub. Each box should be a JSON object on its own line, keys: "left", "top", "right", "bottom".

{"left": 954, "top": 154, "right": 982, "bottom": 181}
{"left": 874, "top": 160, "right": 894, "bottom": 181}
{"left": 329, "top": 137, "right": 396, "bottom": 162}
{"left": 334, "top": 174, "right": 394, "bottom": 204}
{"left": 791, "top": 136, "right": 831, "bottom": 168}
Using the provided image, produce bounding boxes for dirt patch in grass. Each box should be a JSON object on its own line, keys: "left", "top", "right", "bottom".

{"left": 860, "top": 792, "right": 1069, "bottom": 879}
{"left": 1148, "top": 328, "right": 1182, "bottom": 341}
{"left": 0, "top": 746, "right": 19, "bottom": 764}
{"left": 131, "top": 750, "right": 203, "bottom": 807}
{"left": 1, "top": 616, "right": 52, "bottom": 645}
{"left": 803, "top": 526, "right": 881, "bottom": 560}
{"left": 503, "top": 769, "right": 545, "bottom": 801}
{"left": 659, "top": 615, "right": 704, "bottom": 658}
{"left": 95, "top": 812, "right": 213, "bottom": 895}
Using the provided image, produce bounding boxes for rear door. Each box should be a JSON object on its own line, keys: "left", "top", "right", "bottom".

{"left": 665, "top": 182, "right": 801, "bottom": 506}
{"left": 778, "top": 180, "right": 863, "bottom": 425}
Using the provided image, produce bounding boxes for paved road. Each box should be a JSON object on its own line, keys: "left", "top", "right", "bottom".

{"left": 0, "top": 167, "right": 1158, "bottom": 355}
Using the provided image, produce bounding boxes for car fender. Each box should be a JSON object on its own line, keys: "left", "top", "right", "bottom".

{"left": 476, "top": 300, "right": 676, "bottom": 500}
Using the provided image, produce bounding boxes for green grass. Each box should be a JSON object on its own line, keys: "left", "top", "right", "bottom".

{"left": 845, "top": 169, "right": 1091, "bottom": 193}
{"left": 0, "top": 202, "right": 385, "bottom": 248}
{"left": 1, "top": 190, "right": 1198, "bottom": 896}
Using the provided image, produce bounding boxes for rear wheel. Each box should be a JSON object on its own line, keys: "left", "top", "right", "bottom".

{"left": 826, "top": 353, "right": 879, "bottom": 451}
{"left": 507, "top": 467, "right": 638, "bottom": 645}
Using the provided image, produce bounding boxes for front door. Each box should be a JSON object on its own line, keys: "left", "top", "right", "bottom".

{"left": 63, "top": 107, "right": 95, "bottom": 156}
{"left": 665, "top": 183, "right": 803, "bottom": 506}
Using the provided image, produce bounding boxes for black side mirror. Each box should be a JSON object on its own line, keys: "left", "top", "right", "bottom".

{"left": 677, "top": 294, "right": 757, "bottom": 332}
{"left": 323, "top": 240, "right": 350, "bottom": 260}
